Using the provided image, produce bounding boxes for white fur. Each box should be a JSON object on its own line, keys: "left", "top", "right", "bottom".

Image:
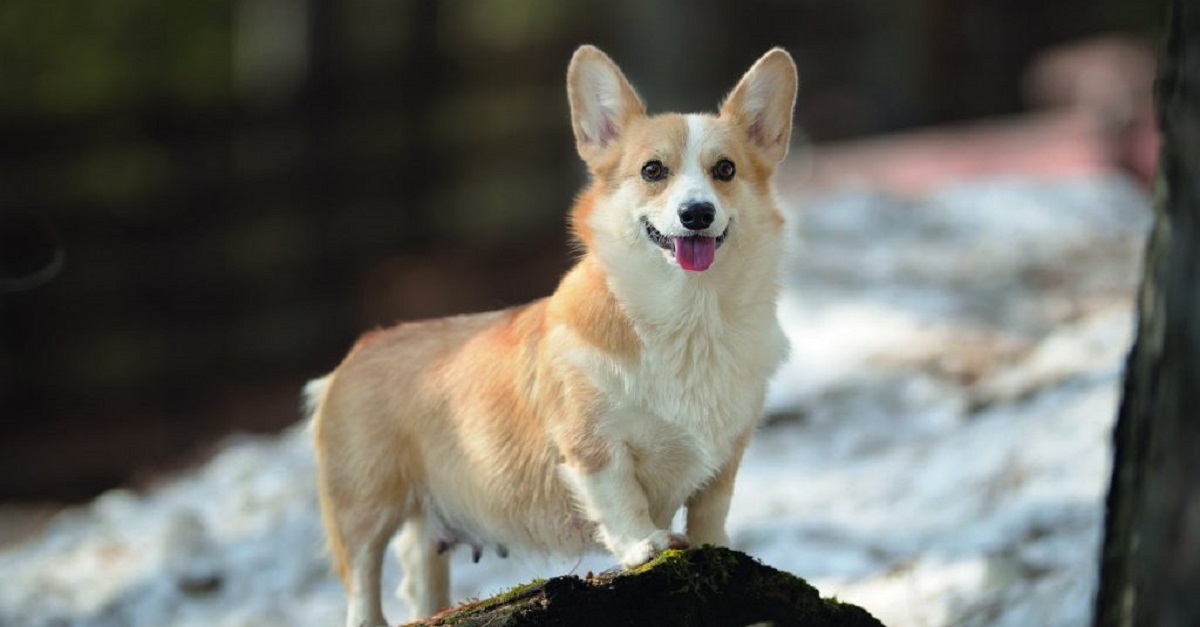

{"left": 313, "top": 46, "right": 797, "bottom": 626}
{"left": 660, "top": 115, "right": 730, "bottom": 234}
{"left": 568, "top": 112, "right": 790, "bottom": 566}
{"left": 393, "top": 519, "right": 449, "bottom": 621}
{"left": 302, "top": 375, "right": 330, "bottom": 430}
{"left": 344, "top": 515, "right": 399, "bottom": 627}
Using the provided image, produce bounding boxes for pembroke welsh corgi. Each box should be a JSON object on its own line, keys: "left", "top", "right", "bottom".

{"left": 307, "top": 44, "right": 797, "bottom": 626}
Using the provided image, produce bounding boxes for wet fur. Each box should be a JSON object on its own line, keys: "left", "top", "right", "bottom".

{"left": 310, "top": 45, "right": 798, "bottom": 626}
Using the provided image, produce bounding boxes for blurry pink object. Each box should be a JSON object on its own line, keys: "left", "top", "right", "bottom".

{"left": 791, "top": 36, "right": 1158, "bottom": 195}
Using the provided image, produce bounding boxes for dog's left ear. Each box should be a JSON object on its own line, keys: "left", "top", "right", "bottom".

{"left": 720, "top": 48, "right": 798, "bottom": 163}
{"left": 568, "top": 45, "right": 646, "bottom": 166}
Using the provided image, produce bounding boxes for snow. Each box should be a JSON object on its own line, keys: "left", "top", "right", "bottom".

{"left": 0, "top": 173, "right": 1150, "bottom": 627}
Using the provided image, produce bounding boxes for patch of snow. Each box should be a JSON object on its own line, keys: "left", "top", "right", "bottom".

{"left": 0, "top": 173, "right": 1150, "bottom": 627}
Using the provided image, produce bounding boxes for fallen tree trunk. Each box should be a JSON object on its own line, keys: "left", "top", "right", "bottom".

{"left": 404, "top": 546, "right": 884, "bottom": 627}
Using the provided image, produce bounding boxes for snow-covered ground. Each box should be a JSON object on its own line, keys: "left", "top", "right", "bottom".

{"left": 0, "top": 173, "right": 1150, "bottom": 627}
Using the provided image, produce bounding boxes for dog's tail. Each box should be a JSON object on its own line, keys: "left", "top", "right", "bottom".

{"left": 303, "top": 375, "right": 332, "bottom": 428}
{"left": 304, "top": 374, "right": 351, "bottom": 583}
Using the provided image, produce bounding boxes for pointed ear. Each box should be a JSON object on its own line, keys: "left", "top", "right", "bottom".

{"left": 567, "top": 45, "right": 646, "bottom": 165}
{"left": 720, "top": 48, "right": 798, "bottom": 163}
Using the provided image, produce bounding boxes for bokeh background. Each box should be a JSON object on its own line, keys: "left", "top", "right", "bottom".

{"left": 0, "top": 0, "right": 1160, "bottom": 508}
{"left": 0, "top": 2, "right": 1175, "bottom": 626}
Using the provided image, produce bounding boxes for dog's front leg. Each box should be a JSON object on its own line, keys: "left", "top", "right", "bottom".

{"left": 685, "top": 431, "right": 752, "bottom": 546}
{"left": 562, "top": 448, "right": 689, "bottom": 568}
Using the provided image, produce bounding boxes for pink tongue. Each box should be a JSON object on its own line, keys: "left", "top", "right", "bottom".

{"left": 672, "top": 236, "right": 716, "bottom": 272}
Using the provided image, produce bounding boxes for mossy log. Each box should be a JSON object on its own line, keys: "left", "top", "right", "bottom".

{"left": 404, "top": 546, "right": 885, "bottom": 627}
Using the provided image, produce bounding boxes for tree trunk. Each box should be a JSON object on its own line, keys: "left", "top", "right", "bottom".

{"left": 404, "top": 547, "right": 885, "bottom": 627}
{"left": 1094, "top": 2, "right": 1200, "bottom": 626}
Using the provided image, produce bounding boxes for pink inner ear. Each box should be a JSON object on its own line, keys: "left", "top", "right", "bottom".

{"left": 593, "top": 110, "right": 618, "bottom": 146}
{"left": 747, "top": 119, "right": 765, "bottom": 146}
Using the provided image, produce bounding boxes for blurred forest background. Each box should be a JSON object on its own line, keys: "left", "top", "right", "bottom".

{"left": 0, "top": 0, "right": 1161, "bottom": 503}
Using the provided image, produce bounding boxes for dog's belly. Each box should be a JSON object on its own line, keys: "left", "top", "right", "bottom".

{"left": 428, "top": 502, "right": 598, "bottom": 558}
{"left": 422, "top": 451, "right": 600, "bottom": 556}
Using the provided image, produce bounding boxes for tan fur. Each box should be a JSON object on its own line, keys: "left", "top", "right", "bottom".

{"left": 548, "top": 256, "right": 641, "bottom": 361}
{"left": 311, "top": 45, "right": 798, "bottom": 626}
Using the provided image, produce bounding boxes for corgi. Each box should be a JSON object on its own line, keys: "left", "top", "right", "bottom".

{"left": 307, "top": 44, "right": 797, "bottom": 627}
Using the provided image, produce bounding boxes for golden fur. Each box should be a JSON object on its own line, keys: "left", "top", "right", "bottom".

{"left": 310, "top": 44, "right": 798, "bottom": 626}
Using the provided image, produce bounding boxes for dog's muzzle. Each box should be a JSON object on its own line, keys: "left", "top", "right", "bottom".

{"left": 642, "top": 217, "right": 728, "bottom": 272}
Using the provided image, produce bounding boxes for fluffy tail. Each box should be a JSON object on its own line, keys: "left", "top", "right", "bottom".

{"left": 303, "top": 375, "right": 332, "bottom": 427}
{"left": 305, "top": 374, "right": 350, "bottom": 583}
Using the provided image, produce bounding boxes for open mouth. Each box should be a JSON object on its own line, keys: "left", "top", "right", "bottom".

{"left": 642, "top": 217, "right": 729, "bottom": 272}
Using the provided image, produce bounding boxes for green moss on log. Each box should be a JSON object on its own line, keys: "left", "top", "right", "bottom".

{"left": 405, "top": 546, "right": 885, "bottom": 627}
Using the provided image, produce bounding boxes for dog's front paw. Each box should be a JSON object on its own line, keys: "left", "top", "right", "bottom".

{"left": 616, "top": 530, "right": 691, "bottom": 568}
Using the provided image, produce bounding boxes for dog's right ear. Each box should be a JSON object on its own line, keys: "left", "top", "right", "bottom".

{"left": 567, "top": 45, "right": 646, "bottom": 166}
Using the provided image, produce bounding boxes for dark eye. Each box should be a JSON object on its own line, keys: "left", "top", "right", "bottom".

{"left": 641, "top": 160, "right": 668, "bottom": 182}
{"left": 712, "top": 158, "right": 736, "bottom": 182}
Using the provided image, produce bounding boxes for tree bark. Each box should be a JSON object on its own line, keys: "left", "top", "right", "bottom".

{"left": 404, "top": 547, "right": 885, "bottom": 627}
{"left": 1094, "top": 2, "right": 1200, "bottom": 626}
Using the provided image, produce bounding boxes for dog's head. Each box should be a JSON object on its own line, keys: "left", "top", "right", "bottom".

{"left": 567, "top": 46, "right": 797, "bottom": 275}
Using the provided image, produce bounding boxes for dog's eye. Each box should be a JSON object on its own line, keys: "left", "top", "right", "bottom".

{"left": 712, "top": 159, "right": 736, "bottom": 182}
{"left": 641, "top": 160, "right": 668, "bottom": 182}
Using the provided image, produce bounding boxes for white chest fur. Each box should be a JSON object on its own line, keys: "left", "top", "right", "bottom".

{"left": 567, "top": 280, "right": 789, "bottom": 523}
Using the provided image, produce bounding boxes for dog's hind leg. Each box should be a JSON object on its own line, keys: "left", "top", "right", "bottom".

{"left": 394, "top": 515, "right": 451, "bottom": 620}
{"left": 315, "top": 431, "right": 406, "bottom": 627}
{"left": 332, "top": 506, "right": 402, "bottom": 627}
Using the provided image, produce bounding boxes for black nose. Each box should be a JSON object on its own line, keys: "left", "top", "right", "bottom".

{"left": 679, "top": 202, "right": 715, "bottom": 231}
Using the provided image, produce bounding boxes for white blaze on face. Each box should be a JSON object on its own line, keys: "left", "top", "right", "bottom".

{"left": 649, "top": 114, "right": 728, "bottom": 272}
{"left": 658, "top": 115, "right": 728, "bottom": 236}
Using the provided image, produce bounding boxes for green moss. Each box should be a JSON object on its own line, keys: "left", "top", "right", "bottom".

{"left": 490, "top": 578, "right": 547, "bottom": 605}
{"left": 420, "top": 578, "right": 548, "bottom": 625}
{"left": 627, "top": 548, "right": 688, "bottom": 575}
{"left": 405, "top": 547, "right": 885, "bottom": 627}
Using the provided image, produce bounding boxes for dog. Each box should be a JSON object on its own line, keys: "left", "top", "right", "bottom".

{"left": 307, "top": 44, "right": 797, "bottom": 627}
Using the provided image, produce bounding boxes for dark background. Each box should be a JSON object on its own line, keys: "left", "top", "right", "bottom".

{"left": 0, "top": 0, "right": 1160, "bottom": 501}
